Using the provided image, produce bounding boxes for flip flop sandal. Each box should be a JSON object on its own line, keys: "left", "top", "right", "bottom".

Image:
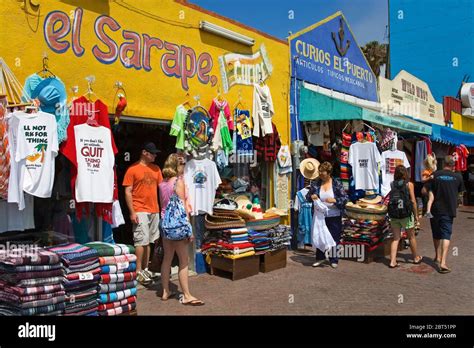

{"left": 389, "top": 263, "right": 400, "bottom": 268}
{"left": 413, "top": 256, "right": 423, "bottom": 264}
{"left": 438, "top": 267, "right": 451, "bottom": 274}
{"left": 161, "top": 292, "right": 177, "bottom": 301}
{"left": 182, "top": 299, "right": 205, "bottom": 306}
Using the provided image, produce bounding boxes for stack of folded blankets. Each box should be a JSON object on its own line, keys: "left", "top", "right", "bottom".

{"left": 266, "top": 225, "right": 292, "bottom": 252}
{"left": 0, "top": 247, "right": 65, "bottom": 316}
{"left": 85, "top": 242, "right": 137, "bottom": 316}
{"left": 341, "top": 217, "right": 390, "bottom": 249}
{"left": 47, "top": 243, "right": 100, "bottom": 316}
{"left": 247, "top": 230, "right": 271, "bottom": 254}
{"left": 201, "top": 228, "right": 255, "bottom": 260}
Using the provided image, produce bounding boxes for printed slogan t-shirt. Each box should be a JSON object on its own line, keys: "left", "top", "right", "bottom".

{"left": 348, "top": 141, "right": 381, "bottom": 191}
{"left": 123, "top": 163, "right": 163, "bottom": 214}
{"left": 380, "top": 149, "right": 410, "bottom": 196}
{"left": 15, "top": 111, "right": 58, "bottom": 198}
{"left": 74, "top": 124, "right": 115, "bottom": 203}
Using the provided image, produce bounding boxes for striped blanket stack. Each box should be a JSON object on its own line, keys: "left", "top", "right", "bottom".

{"left": 47, "top": 243, "right": 100, "bottom": 316}
{"left": 0, "top": 247, "right": 65, "bottom": 315}
{"left": 85, "top": 242, "right": 137, "bottom": 316}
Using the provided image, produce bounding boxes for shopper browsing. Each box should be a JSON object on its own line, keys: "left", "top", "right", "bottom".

{"left": 159, "top": 154, "right": 204, "bottom": 306}
{"left": 421, "top": 154, "right": 437, "bottom": 218}
{"left": 387, "top": 165, "right": 422, "bottom": 268}
{"left": 123, "top": 142, "right": 163, "bottom": 285}
{"left": 428, "top": 155, "right": 465, "bottom": 274}
{"left": 306, "top": 161, "right": 349, "bottom": 269}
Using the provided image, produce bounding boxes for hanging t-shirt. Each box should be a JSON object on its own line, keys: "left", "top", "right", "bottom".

{"left": 170, "top": 105, "right": 187, "bottom": 150}
{"left": 74, "top": 124, "right": 115, "bottom": 203}
{"left": 209, "top": 99, "right": 233, "bottom": 132}
{"left": 184, "top": 158, "right": 221, "bottom": 216}
{"left": 7, "top": 112, "right": 26, "bottom": 210}
{"left": 252, "top": 84, "right": 274, "bottom": 137}
{"left": 455, "top": 145, "right": 469, "bottom": 172}
{"left": 348, "top": 142, "right": 381, "bottom": 191}
{"left": 380, "top": 149, "right": 410, "bottom": 196}
{"left": 0, "top": 194, "right": 34, "bottom": 233}
{"left": 15, "top": 111, "right": 58, "bottom": 198}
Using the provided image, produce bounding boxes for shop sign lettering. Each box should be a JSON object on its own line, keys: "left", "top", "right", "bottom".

{"left": 218, "top": 44, "right": 273, "bottom": 93}
{"left": 43, "top": 8, "right": 218, "bottom": 90}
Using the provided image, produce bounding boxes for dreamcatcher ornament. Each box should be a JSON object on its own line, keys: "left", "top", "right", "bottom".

{"left": 183, "top": 105, "right": 214, "bottom": 158}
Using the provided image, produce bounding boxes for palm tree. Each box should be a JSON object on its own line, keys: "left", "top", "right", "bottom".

{"left": 361, "top": 41, "right": 387, "bottom": 77}
{"left": 34, "top": 143, "right": 47, "bottom": 163}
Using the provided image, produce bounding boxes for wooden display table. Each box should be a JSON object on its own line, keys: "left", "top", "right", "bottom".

{"left": 259, "top": 248, "right": 287, "bottom": 273}
{"left": 210, "top": 254, "right": 260, "bottom": 281}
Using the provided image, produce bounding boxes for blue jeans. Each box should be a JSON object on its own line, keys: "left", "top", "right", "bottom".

{"left": 316, "top": 216, "right": 342, "bottom": 264}
{"left": 191, "top": 214, "right": 206, "bottom": 249}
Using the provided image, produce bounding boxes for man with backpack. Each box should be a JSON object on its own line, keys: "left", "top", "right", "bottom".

{"left": 428, "top": 155, "right": 465, "bottom": 274}
{"left": 387, "top": 165, "right": 423, "bottom": 268}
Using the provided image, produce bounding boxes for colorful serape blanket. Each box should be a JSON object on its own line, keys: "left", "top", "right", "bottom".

{"left": 0, "top": 269, "right": 64, "bottom": 283}
{"left": 99, "top": 302, "right": 136, "bottom": 316}
{"left": 85, "top": 242, "right": 135, "bottom": 257}
{"left": 0, "top": 263, "right": 62, "bottom": 273}
{"left": 99, "top": 280, "right": 137, "bottom": 294}
{"left": 0, "top": 248, "right": 60, "bottom": 266}
{"left": 0, "top": 290, "right": 65, "bottom": 304}
{"left": 98, "top": 288, "right": 137, "bottom": 304}
{"left": 47, "top": 243, "right": 99, "bottom": 266}
{"left": 100, "top": 262, "right": 136, "bottom": 274}
{"left": 99, "top": 254, "right": 137, "bottom": 266}
{"left": 0, "top": 280, "right": 64, "bottom": 297}
{"left": 98, "top": 296, "right": 136, "bottom": 311}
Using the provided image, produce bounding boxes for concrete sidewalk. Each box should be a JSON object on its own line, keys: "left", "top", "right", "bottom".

{"left": 137, "top": 207, "right": 474, "bottom": 315}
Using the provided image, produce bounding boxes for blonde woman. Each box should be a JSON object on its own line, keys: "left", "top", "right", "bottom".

{"left": 158, "top": 154, "right": 204, "bottom": 305}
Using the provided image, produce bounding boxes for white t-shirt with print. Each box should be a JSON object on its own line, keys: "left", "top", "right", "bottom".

{"left": 184, "top": 158, "right": 222, "bottom": 216}
{"left": 7, "top": 112, "right": 26, "bottom": 210}
{"left": 348, "top": 142, "right": 382, "bottom": 191}
{"left": 74, "top": 124, "right": 115, "bottom": 203}
{"left": 15, "top": 111, "right": 58, "bottom": 198}
{"left": 380, "top": 149, "right": 410, "bottom": 196}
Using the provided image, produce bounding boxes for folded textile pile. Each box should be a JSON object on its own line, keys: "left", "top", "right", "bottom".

{"left": 202, "top": 228, "right": 255, "bottom": 260}
{"left": 266, "top": 225, "right": 292, "bottom": 251}
{"left": 0, "top": 247, "right": 65, "bottom": 316}
{"left": 85, "top": 242, "right": 137, "bottom": 316}
{"left": 247, "top": 229, "right": 271, "bottom": 255}
{"left": 47, "top": 243, "right": 100, "bottom": 316}
{"left": 342, "top": 217, "right": 390, "bottom": 248}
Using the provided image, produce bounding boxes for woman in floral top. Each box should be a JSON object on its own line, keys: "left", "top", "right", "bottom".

{"left": 307, "top": 162, "right": 349, "bottom": 268}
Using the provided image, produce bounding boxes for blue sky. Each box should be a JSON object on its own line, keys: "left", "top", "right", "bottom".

{"left": 190, "top": 0, "right": 388, "bottom": 45}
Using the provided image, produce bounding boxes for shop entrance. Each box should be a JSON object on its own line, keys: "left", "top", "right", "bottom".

{"left": 112, "top": 119, "right": 174, "bottom": 245}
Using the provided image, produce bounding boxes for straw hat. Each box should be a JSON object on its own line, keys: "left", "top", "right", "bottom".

{"left": 300, "top": 158, "right": 320, "bottom": 180}
{"left": 359, "top": 196, "right": 382, "bottom": 205}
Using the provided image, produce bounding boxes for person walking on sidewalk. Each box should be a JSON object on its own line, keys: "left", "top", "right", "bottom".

{"left": 428, "top": 155, "right": 465, "bottom": 274}
{"left": 387, "top": 165, "right": 423, "bottom": 268}
{"left": 307, "top": 161, "right": 349, "bottom": 269}
{"left": 158, "top": 154, "right": 204, "bottom": 306}
{"left": 123, "top": 142, "right": 163, "bottom": 285}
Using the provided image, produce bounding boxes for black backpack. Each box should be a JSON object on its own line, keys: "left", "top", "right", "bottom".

{"left": 388, "top": 180, "right": 413, "bottom": 219}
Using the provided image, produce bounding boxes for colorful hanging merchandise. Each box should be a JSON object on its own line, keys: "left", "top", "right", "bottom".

{"left": 454, "top": 145, "right": 469, "bottom": 172}
{"left": 340, "top": 131, "right": 352, "bottom": 191}
{"left": 183, "top": 106, "right": 213, "bottom": 158}
{"left": 348, "top": 140, "right": 382, "bottom": 191}
{"left": 22, "top": 73, "right": 70, "bottom": 143}
{"left": 170, "top": 104, "right": 188, "bottom": 150}
{"left": 255, "top": 122, "right": 281, "bottom": 163}
{"left": 234, "top": 109, "right": 253, "bottom": 157}
{"left": 252, "top": 83, "right": 274, "bottom": 137}
{"left": 294, "top": 187, "right": 312, "bottom": 246}
{"left": 0, "top": 102, "right": 9, "bottom": 199}
{"left": 60, "top": 96, "right": 118, "bottom": 224}
{"left": 210, "top": 98, "right": 233, "bottom": 155}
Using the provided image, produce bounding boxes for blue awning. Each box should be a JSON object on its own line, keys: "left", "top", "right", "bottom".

{"left": 429, "top": 123, "right": 474, "bottom": 147}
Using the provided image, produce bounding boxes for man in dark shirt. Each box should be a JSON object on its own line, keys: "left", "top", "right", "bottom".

{"left": 429, "top": 155, "right": 465, "bottom": 273}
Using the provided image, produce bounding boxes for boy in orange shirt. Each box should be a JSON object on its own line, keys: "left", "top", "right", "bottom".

{"left": 123, "top": 143, "right": 163, "bottom": 285}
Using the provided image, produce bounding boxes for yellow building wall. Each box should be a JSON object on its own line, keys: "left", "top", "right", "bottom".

{"left": 0, "top": 0, "right": 290, "bottom": 144}
{"left": 452, "top": 111, "right": 474, "bottom": 133}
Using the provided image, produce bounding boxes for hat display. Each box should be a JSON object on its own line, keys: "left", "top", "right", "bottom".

{"left": 23, "top": 73, "right": 69, "bottom": 142}
{"left": 299, "top": 158, "right": 320, "bottom": 180}
{"left": 359, "top": 196, "right": 382, "bottom": 205}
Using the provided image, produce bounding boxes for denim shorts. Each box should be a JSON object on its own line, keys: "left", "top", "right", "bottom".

{"left": 430, "top": 215, "right": 453, "bottom": 240}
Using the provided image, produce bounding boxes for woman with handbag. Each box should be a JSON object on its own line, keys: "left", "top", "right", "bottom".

{"left": 158, "top": 154, "right": 204, "bottom": 305}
